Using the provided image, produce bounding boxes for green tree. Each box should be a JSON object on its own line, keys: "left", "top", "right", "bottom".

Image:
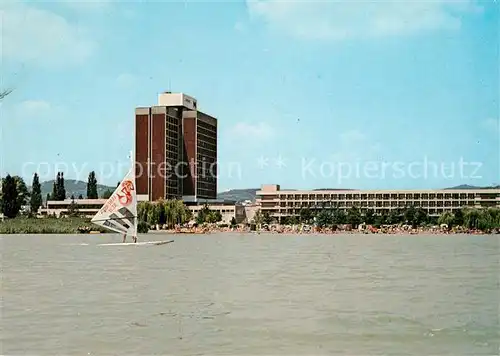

{"left": 87, "top": 171, "right": 98, "bottom": 199}
{"left": 230, "top": 216, "right": 237, "bottom": 227}
{"left": 332, "top": 208, "right": 346, "bottom": 224}
{"left": 316, "top": 209, "right": 333, "bottom": 227}
{"left": 438, "top": 211, "right": 455, "bottom": 228}
{"left": 413, "top": 208, "right": 428, "bottom": 227}
{"left": 463, "top": 208, "right": 479, "bottom": 229}
{"left": 45, "top": 193, "right": 51, "bottom": 205}
{"left": 364, "top": 209, "right": 375, "bottom": 224}
{"left": 30, "top": 173, "right": 42, "bottom": 214}
{"left": 402, "top": 206, "right": 427, "bottom": 227}
{"left": 427, "top": 215, "right": 439, "bottom": 226}
{"left": 147, "top": 203, "right": 161, "bottom": 226}
{"left": 55, "top": 172, "right": 66, "bottom": 200}
{"left": 347, "top": 206, "right": 362, "bottom": 227}
{"left": 102, "top": 189, "right": 113, "bottom": 199}
{"left": 375, "top": 210, "right": 388, "bottom": 225}
{"left": 60, "top": 172, "right": 66, "bottom": 200}
{"left": 138, "top": 201, "right": 152, "bottom": 223}
{"left": 162, "top": 199, "right": 190, "bottom": 227}
{"left": 156, "top": 199, "right": 167, "bottom": 225}
{"left": 13, "top": 176, "right": 29, "bottom": 212}
{"left": 67, "top": 196, "right": 79, "bottom": 217}
{"left": 55, "top": 173, "right": 61, "bottom": 199}
{"left": 1, "top": 175, "right": 19, "bottom": 218}
{"left": 185, "top": 207, "right": 193, "bottom": 223}
{"left": 486, "top": 208, "right": 500, "bottom": 228}
{"left": 213, "top": 210, "right": 222, "bottom": 223}
{"left": 175, "top": 200, "right": 191, "bottom": 225}
{"left": 206, "top": 211, "right": 217, "bottom": 223}
{"left": 388, "top": 208, "right": 402, "bottom": 225}
{"left": 262, "top": 211, "right": 273, "bottom": 225}
{"left": 404, "top": 206, "right": 416, "bottom": 225}
{"left": 473, "top": 208, "right": 500, "bottom": 231}
{"left": 477, "top": 211, "right": 493, "bottom": 230}
{"left": 51, "top": 181, "right": 57, "bottom": 200}
{"left": 1, "top": 176, "right": 30, "bottom": 214}
{"left": 142, "top": 199, "right": 191, "bottom": 229}
{"left": 453, "top": 208, "right": 464, "bottom": 226}
{"left": 165, "top": 200, "right": 176, "bottom": 227}
{"left": 196, "top": 203, "right": 211, "bottom": 225}
{"left": 137, "top": 220, "right": 149, "bottom": 233}
{"left": 299, "top": 207, "right": 313, "bottom": 224}
{"left": 252, "top": 209, "right": 263, "bottom": 226}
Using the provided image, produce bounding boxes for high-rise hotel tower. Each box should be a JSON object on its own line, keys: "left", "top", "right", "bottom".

{"left": 135, "top": 92, "right": 217, "bottom": 203}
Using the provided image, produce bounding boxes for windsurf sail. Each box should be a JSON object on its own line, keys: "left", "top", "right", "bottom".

{"left": 91, "top": 167, "right": 137, "bottom": 237}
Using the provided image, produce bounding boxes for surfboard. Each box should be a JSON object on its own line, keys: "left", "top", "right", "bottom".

{"left": 97, "top": 240, "right": 174, "bottom": 246}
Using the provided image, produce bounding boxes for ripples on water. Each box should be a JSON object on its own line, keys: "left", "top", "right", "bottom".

{"left": 1, "top": 233, "right": 499, "bottom": 355}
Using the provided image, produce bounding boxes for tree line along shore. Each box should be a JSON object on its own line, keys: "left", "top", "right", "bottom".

{"left": 0, "top": 171, "right": 115, "bottom": 234}
{"left": 273, "top": 204, "right": 500, "bottom": 233}
{"left": 0, "top": 171, "right": 114, "bottom": 219}
{"left": 1, "top": 172, "right": 499, "bottom": 234}
{"left": 0, "top": 170, "right": 228, "bottom": 234}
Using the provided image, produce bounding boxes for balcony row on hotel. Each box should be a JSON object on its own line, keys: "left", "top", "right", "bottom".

{"left": 256, "top": 184, "right": 500, "bottom": 218}
{"left": 260, "top": 192, "right": 497, "bottom": 201}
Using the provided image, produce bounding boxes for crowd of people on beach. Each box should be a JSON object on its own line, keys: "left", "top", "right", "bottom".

{"left": 152, "top": 222, "right": 497, "bottom": 235}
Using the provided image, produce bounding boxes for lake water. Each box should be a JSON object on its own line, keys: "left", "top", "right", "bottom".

{"left": 1, "top": 233, "right": 499, "bottom": 355}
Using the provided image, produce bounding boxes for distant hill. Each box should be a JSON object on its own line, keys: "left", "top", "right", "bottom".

{"left": 40, "top": 179, "right": 115, "bottom": 200}
{"left": 445, "top": 184, "right": 500, "bottom": 190}
{"left": 217, "top": 188, "right": 258, "bottom": 202}
{"left": 38, "top": 181, "right": 259, "bottom": 202}
{"left": 313, "top": 188, "right": 355, "bottom": 191}
{"left": 445, "top": 184, "right": 479, "bottom": 190}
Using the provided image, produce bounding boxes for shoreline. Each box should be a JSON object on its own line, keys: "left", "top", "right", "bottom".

{"left": 1, "top": 217, "right": 497, "bottom": 235}
{"left": 146, "top": 225, "right": 498, "bottom": 236}
{"left": 1, "top": 226, "right": 498, "bottom": 235}
{"left": 1, "top": 230, "right": 497, "bottom": 236}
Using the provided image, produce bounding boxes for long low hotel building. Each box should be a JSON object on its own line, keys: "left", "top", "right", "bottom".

{"left": 39, "top": 199, "right": 255, "bottom": 225}
{"left": 257, "top": 184, "right": 500, "bottom": 220}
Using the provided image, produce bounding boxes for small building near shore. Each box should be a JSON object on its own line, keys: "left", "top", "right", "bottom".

{"left": 39, "top": 199, "right": 107, "bottom": 218}
{"left": 37, "top": 198, "right": 251, "bottom": 224}
{"left": 187, "top": 201, "right": 246, "bottom": 224}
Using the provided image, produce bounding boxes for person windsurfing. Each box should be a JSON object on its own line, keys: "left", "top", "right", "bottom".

{"left": 122, "top": 233, "right": 137, "bottom": 243}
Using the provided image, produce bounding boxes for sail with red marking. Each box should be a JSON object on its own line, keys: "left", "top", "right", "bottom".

{"left": 91, "top": 168, "right": 137, "bottom": 237}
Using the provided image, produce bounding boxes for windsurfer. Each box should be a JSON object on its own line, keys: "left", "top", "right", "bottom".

{"left": 122, "top": 234, "right": 138, "bottom": 243}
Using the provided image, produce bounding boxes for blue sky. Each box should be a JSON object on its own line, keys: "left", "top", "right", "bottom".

{"left": 1, "top": 0, "right": 498, "bottom": 191}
